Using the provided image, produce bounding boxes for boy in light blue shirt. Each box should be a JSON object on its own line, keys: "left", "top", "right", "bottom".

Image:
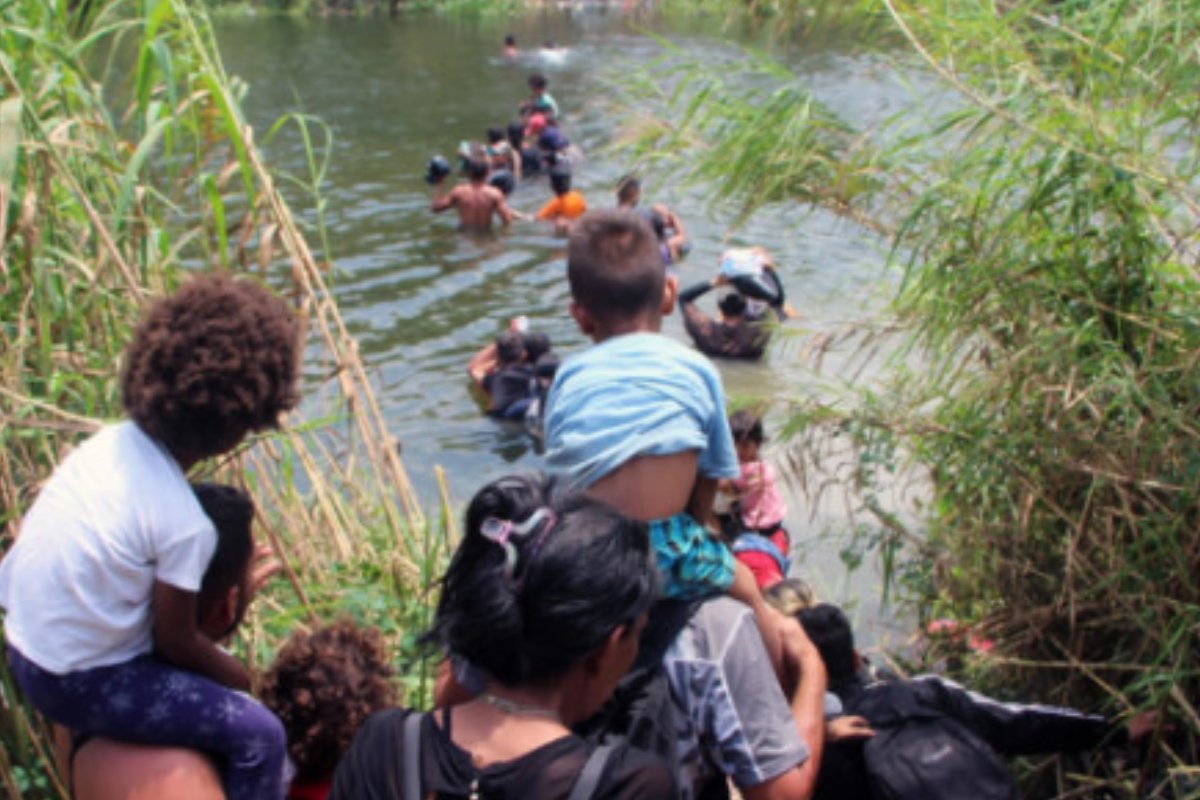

{"left": 544, "top": 212, "right": 783, "bottom": 667}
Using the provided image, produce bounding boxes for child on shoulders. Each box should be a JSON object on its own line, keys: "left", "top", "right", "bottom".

{"left": 722, "top": 409, "right": 791, "bottom": 590}
{"left": 0, "top": 275, "right": 301, "bottom": 800}
{"left": 542, "top": 210, "right": 783, "bottom": 667}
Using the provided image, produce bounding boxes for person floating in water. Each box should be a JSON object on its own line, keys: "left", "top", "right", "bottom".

{"left": 536, "top": 163, "right": 587, "bottom": 234}
{"left": 616, "top": 175, "right": 689, "bottom": 265}
{"left": 430, "top": 156, "right": 524, "bottom": 230}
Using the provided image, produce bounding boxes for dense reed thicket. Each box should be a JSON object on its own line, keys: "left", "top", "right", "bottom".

{"left": 0, "top": 0, "right": 448, "bottom": 794}
{"left": 626, "top": 0, "right": 1199, "bottom": 795}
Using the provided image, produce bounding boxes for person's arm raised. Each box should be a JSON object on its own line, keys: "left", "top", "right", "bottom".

{"left": 153, "top": 581, "right": 251, "bottom": 691}
{"left": 431, "top": 182, "right": 456, "bottom": 213}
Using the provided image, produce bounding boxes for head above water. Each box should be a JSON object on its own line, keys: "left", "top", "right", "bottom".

{"left": 567, "top": 210, "right": 673, "bottom": 338}
{"left": 549, "top": 165, "right": 572, "bottom": 196}
{"left": 487, "top": 127, "right": 505, "bottom": 145}
{"left": 504, "top": 34, "right": 516, "bottom": 47}
{"left": 465, "top": 158, "right": 489, "bottom": 182}
{"left": 616, "top": 175, "right": 641, "bottom": 207}
{"left": 528, "top": 72, "right": 548, "bottom": 92}
{"left": 121, "top": 274, "right": 301, "bottom": 465}
{"left": 719, "top": 291, "right": 748, "bottom": 319}
{"left": 429, "top": 473, "right": 657, "bottom": 688}
{"left": 495, "top": 330, "right": 525, "bottom": 365}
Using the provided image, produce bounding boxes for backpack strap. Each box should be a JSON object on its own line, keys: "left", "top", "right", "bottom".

{"left": 403, "top": 712, "right": 423, "bottom": 800}
{"left": 566, "top": 745, "right": 615, "bottom": 800}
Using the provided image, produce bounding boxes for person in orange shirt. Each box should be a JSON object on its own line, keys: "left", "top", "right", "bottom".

{"left": 536, "top": 165, "right": 587, "bottom": 234}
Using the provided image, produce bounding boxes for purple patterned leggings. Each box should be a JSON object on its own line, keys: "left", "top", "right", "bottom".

{"left": 8, "top": 646, "right": 286, "bottom": 800}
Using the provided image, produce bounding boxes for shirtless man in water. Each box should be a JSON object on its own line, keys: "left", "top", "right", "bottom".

{"left": 430, "top": 158, "right": 521, "bottom": 230}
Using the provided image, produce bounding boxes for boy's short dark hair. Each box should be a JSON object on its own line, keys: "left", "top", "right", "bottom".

{"left": 465, "top": 158, "right": 489, "bottom": 181}
{"left": 487, "top": 127, "right": 505, "bottom": 144}
{"left": 194, "top": 482, "right": 254, "bottom": 622}
{"left": 798, "top": 603, "right": 857, "bottom": 683}
{"left": 121, "top": 275, "right": 300, "bottom": 460}
{"left": 504, "top": 34, "right": 516, "bottom": 46}
{"left": 522, "top": 332, "right": 552, "bottom": 363}
{"left": 616, "top": 175, "right": 640, "bottom": 205}
{"left": 719, "top": 292, "right": 748, "bottom": 318}
{"left": 728, "top": 408, "right": 764, "bottom": 445}
{"left": 567, "top": 210, "right": 665, "bottom": 326}
{"left": 528, "top": 72, "right": 547, "bottom": 90}
{"left": 549, "top": 165, "right": 572, "bottom": 196}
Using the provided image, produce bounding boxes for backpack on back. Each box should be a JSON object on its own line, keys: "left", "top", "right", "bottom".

{"left": 851, "top": 683, "right": 1019, "bottom": 800}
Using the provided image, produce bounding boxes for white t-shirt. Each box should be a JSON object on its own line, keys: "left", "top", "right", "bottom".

{"left": 0, "top": 421, "right": 217, "bottom": 674}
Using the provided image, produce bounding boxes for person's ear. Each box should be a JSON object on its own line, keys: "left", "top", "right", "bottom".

{"left": 569, "top": 300, "right": 596, "bottom": 336}
{"left": 660, "top": 274, "right": 678, "bottom": 316}
{"left": 585, "top": 625, "right": 628, "bottom": 677}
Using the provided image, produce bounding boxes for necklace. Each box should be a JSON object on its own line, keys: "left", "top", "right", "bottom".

{"left": 481, "top": 692, "right": 562, "bottom": 721}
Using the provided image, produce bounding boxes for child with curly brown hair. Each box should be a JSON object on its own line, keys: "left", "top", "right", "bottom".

{"left": 0, "top": 274, "right": 302, "bottom": 800}
{"left": 261, "top": 620, "right": 398, "bottom": 800}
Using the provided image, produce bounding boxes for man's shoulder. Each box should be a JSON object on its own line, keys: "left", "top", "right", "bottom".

{"left": 668, "top": 597, "right": 755, "bottom": 662}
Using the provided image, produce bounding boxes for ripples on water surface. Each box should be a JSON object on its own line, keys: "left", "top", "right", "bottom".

{"left": 215, "top": 7, "right": 925, "bottom": 639}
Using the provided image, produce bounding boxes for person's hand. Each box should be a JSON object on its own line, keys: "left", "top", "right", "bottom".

{"left": 827, "top": 715, "right": 875, "bottom": 742}
{"left": 247, "top": 544, "right": 281, "bottom": 603}
{"left": 713, "top": 273, "right": 729, "bottom": 287}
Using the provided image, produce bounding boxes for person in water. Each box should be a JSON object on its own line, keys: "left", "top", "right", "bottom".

{"left": 486, "top": 126, "right": 520, "bottom": 184}
{"left": 72, "top": 482, "right": 279, "bottom": 800}
{"left": 503, "top": 34, "right": 519, "bottom": 59}
{"left": 430, "top": 157, "right": 522, "bottom": 229}
{"left": 0, "top": 276, "right": 300, "bottom": 800}
{"left": 330, "top": 473, "right": 673, "bottom": 799}
{"left": 536, "top": 164, "right": 587, "bottom": 233}
{"left": 542, "top": 210, "right": 785, "bottom": 671}
{"left": 678, "top": 260, "right": 787, "bottom": 360}
{"left": 261, "top": 619, "right": 398, "bottom": 800}
{"left": 508, "top": 119, "right": 542, "bottom": 177}
{"left": 616, "top": 175, "right": 689, "bottom": 265}
{"left": 520, "top": 71, "right": 559, "bottom": 120}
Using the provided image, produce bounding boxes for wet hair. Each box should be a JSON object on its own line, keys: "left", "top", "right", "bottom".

{"left": 465, "top": 158, "right": 489, "bottom": 181}
{"left": 487, "top": 127, "right": 505, "bottom": 144}
{"left": 507, "top": 120, "right": 526, "bottom": 148}
{"left": 567, "top": 210, "right": 665, "bottom": 326}
{"left": 430, "top": 473, "right": 657, "bottom": 687}
{"left": 194, "top": 482, "right": 254, "bottom": 618}
{"left": 534, "top": 352, "right": 560, "bottom": 380}
{"left": 260, "top": 619, "right": 397, "bottom": 783}
{"left": 121, "top": 274, "right": 300, "bottom": 460}
{"left": 495, "top": 330, "right": 525, "bottom": 365}
{"left": 528, "top": 72, "right": 547, "bottom": 91}
{"left": 522, "top": 332, "right": 552, "bottom": 363}
{"left": 728, "top": 408, "right": 764, "bottom": 445}
{"left": 504, "top": 34, "right": 516, "bottom": 47}
{"left": 765, "top": 577, "right": 816, "bottom": 618}
{"left": 719, "top": 292, "right": 748, "bottom": 318}
{"left": 549, "top": 165, "right": 572, "bottom": 196}
{"left": 616, "top": 175, "right": 640, "bottom": 206}
{"left": 798, "top": 603, "right": 857, "bottom": 684}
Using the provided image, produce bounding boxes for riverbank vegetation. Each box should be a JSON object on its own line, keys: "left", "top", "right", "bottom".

{"left": 626, "top": 0, "right": 1199, "bottom": 794}
{"left": 0, "top": 0, "right": 446, "bottom": 794}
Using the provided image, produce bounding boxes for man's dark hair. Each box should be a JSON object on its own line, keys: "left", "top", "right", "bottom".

{"left": 430, "top": 473, "right": 657, "bottom": 686}
{"left": 798, "top": 603, "right": 857, "bottom": 684}
{"left": 495, "top": 330, "right": 525, "bottom": 365}
{"left": 567, "top": 210, "right": 665, "bottom": 325}
{"left": 728, "top": 408, "right": 764, "bottom": 445}
{"left": 121, "top": 275, "right": 300, "bottom": 460}
{"left": 504, "top": 34, "right": 516, "bottom": 46}
{"left": 465, "top": 158, "right": 489, "bottom": 181}
{"left": 719, "top": 292, "right": 748, "bottom": 318}
{"left": 487, "top": 127, "right": 505, "bottom": 144}
{"left": 549, "top": 165, "right": 572, "bottom": 196}
{"left": 616, "top": 175, "right": 640, "bottom": 205}
{"left": 528, "top": 72, "right": 547, "bottom": 91}
{"left": 522, "top": 332, "right": 552, "bottom": 363}
{"left": 194, "top": 482, "right": 254, "bottom": 614}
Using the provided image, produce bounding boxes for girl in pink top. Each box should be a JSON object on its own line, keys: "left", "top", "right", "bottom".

{"left": 724, "top": 410, "right": 790, "bottom": 588}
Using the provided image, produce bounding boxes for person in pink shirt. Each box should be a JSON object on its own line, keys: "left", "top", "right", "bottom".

{"left": 723, "top": 410, "right": 791, "bottom": 589}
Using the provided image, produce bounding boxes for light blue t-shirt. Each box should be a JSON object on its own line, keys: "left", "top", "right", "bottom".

{"left": 544, "top": 332, "right": 739, "bottom": 489}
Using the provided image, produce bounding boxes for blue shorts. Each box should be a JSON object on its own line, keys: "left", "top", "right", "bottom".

{"left": 648, "top": 513, "right": 735, "bottom": 600}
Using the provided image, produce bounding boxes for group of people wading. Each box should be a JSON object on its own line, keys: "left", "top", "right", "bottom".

{"left": 0, "top": 43, "right": 1158, "bottom": 800}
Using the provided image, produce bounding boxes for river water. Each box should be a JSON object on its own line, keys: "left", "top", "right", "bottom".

{"left": 215, "top": 6, "right": 924, "bottom": 643}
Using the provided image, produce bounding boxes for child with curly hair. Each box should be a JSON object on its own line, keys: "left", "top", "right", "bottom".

{"left": 0, "top": 274, "right": 301, "bottom": 800}
{"left": 261, "top": 620, "right": 398, "bottom": 800}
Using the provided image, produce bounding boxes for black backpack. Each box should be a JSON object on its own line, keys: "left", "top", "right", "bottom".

{"left": 572, "top": 599, "right": 702, "bottom": 799}
{"left": 850, "top": 683, "right": 1019, "bottom": 800}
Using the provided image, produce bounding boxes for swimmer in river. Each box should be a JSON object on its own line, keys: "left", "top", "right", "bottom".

{"left": 503, "top": 34, "right": 518, "bottom": 59}
{"left": 430, "top": 157, "right": 526, "bottom": 230}
{"left": 616, "top": 175, "right": 689, "bottom": 265}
